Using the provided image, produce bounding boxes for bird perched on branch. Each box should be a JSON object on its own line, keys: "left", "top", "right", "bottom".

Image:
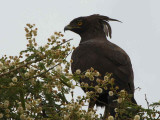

{"left": 64, "top": 14, "right": 136, "bottom": 119}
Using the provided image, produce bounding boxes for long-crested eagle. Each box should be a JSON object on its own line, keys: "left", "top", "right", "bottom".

{"left": 64, "top": 14, "right": 137, "bottom": 119}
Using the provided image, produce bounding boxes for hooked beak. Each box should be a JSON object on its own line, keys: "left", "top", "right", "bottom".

{"left": 64, "top": 24, "right": 73, "bottom": 32}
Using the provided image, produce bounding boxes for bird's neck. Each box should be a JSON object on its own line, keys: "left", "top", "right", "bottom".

{"left": 79, "top": 30, "right": 107, "bottom": 43}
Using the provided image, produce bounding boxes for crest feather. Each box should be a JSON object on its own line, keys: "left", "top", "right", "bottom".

{"left": 94, "top": 14, "right": 122, "bottom": 38}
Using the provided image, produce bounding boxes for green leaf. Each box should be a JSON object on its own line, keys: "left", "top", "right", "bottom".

{"left": 38, "top": 62, "right": 45, "bottom": 70}
{"left": 19, "top": 89, "right": 25, "bottom": 110}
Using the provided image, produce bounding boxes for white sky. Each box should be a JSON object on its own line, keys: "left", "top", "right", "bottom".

{"left": 0, "top": 0, "right": 160, "bottom": 114}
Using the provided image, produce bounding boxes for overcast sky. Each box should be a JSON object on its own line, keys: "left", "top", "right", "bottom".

{"left": 0, "top": 0, "right": 160, "bottom": 114}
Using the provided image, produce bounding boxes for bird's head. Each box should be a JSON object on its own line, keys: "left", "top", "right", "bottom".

{"left": 64, "top": 17, "right": 87, "bottom": 34}
{"left": 64, "top": 14, "right": 121, "bottom": 39}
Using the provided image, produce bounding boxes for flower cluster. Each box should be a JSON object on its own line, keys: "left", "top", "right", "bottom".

{"left": 0, "top": 24, "right": 160, "bottom": 120}
{"left": 63, "top": 100, "right": 99, "bottom": 120}
{"left": 0, "top": 24, "right": 74, "bottom": 119}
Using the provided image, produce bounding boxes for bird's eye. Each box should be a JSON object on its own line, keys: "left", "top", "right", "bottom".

{"left": 77, "top": 21, "right": 83, "bottom": 26}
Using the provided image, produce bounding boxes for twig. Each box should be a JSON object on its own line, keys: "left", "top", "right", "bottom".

{"left": 0, "top": 59, "right": 42, "bottom": 77}
{"left": 145, "top": 94, "right": 153, "bottom": 120}
{"left": 51, "top": 38, "right": 73, "bottom": 50}
{"left": 25, "top": 62, "right": 60, "bottom": 81}
{"left": 145, "top": 94, "right": 150, "bottom": 109}
{"left": 25, "top": 51, "right": 72, "bottom": 81}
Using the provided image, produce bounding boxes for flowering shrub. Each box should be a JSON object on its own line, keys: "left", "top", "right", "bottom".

{"left": 0, "top": 24, "right": 160, "bottom": 120}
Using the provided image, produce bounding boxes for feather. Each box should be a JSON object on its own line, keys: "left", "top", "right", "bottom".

{"left": 105, "top": 22, "right": 112, "bottom": 38}
{"left": 103, "top": 21, "right": 109, "bottom": 37}
{"left": 97, "top": 15, "right": 121, "bottom": 38}
{"left": 97, "top": 14, "right": 122, "bottom": 23}
{"left": 102, "top": 21, "right": 112, "bottom": 38}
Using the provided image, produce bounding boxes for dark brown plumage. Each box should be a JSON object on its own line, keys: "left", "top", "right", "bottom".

{"left": 64, "top": 14, "right": 136, "bottom": 118}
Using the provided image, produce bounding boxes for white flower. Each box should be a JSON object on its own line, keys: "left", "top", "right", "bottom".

{"left": 81, "top": 101, "right": 85, "bottom": 106}
{"left": 32, "top": 30, "right": 37, "bottom": 36}
{"left": 81, "top": 118, "right": 85, "bottom": 120}
{"left": 4, "top": 100, "right": 9, "bottom": 108}
{"left": 97, "top": 88, "right": 103, "bottom": 93}
{"left": 26, "top": 33, "right": 32, "bottom": 38}
{"left": 134, "top": 115, "right": 140, "bottom": 120}
{"left": 81, "top": 82, "right": 85, "bottom": 86}
{"left": 6, "top": 114, "right": 10, "bottom": 118}
{"left": 37, "top": 107, "right": 42, "bottom": 113}
{"left": 9, "top": 82, "right": 15, "bottom": 87}
{"left": 28, "top": 39, "right": 32, "bottom": 44}
{"left": 109, "top": 91, "right": 114, "bottom": 96}
{"left": 120, "top": 90, "right": 125, "bottom": 93}
{"left": 20, "top": 114, "right": 26, "bottom": 120}
{"left": 24, "top": 72, "right": 30, "bottom": 77}
{"left": 57, "top": 85, "right": 62, "bottom": 91}
{"left": 32, "top": 100, "right": 37, "bottom": 106}
{"left": 50, "top": 35, "right": 55, "bottom": 40}
{"left": 85, "top": 72, "right": 90, "bottom": 77}
{"left": 117, "top": 98, "right": 123, "bottom": 103}
{"left": 4, "top": 104, "right": 9, "bottom": 108}
{"left": 17, "top": 106, "right": 23, "bottom": 113}
{"left": 89, "top": 76, "right": 94, "bottom": 81}
{"left": 64, "top": 115, "right": 70, "bottom": 120}
{"left": 5, "top": 109, "right": 10, "bottom": 113}
{"left": 71, "top": 85, "right": 75, "bottom": 89}
{"left": 29, "top": 68, "right": 35, "bottom": 73}
{"left": 25, "top": 103, "right": 31, "bottom": 110}
{"left": 12, "top": 77, "right": 17, "bottom": 82}
{"left": 9, "top": 62, "right": 15, "bottom": 66}
{"left": 94, "top": 85, "right": 99, "bottom": 90}
{"left": 114, "top": 108, "right": 118, "bottom": 112}
{"left": 77, "top": 96, "right": 81, "bottom": 99}
{"left": 104, "top": 75, "right": 109, "bottom": 81}
{"left": 120, "top": 89, "right": 126, "bottom": 97}
{"left": 88, "top": 111, "right": 94, "bottom": 117}
{"left": 76, "top": 69, "right": 81, "bottom": 74}
{"left": 4, "top": 100, "right": 9, "bottom": 105}
{"left": 0, "top": 113, "right": 3, "bottom": 118}
{"left": 18, "top": 102, "right": 21, "bottom": 105}
{"left": 68, "top": 106, "right": 73, "bottom": 110}
{"left": 26, "top": 23, "right": 31, "bottom": 27}
{"left": 26, "top": 117, "right": 32, "bottom": 120}
{"left": 0, "top": 62, "right": 3, "bottom": 68}
{"left": 37, "top": 99, "right": 41, "bottom": 104}
{"left": 56, "top": 65, "right": 62, "bottom": 73}
{"left": 43, "top": 83, "right": 49, "bottom": 88}
{"left": 96, "top": 78, "right": 101, "bottom": 83}
{"left": 108, "top": 115, "right": 114, "bottom": 120}
{"left": 84, "top": 83, "right": 88, "bottom": 88}
{"left": 44, "top": 44, "right": 49, "bottom": 49}
{"left": 25, "top": 27, "right": 29, "bottom": 33}
{"left": 86, "top": 92, "right": 90, "bottom": 97}
{"left": 94, "top": 71, "right": 100, "bottom": 76}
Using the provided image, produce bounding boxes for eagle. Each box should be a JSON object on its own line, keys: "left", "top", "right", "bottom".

{"left": 64, "top": 14, "right": 137, "bottom": 119}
